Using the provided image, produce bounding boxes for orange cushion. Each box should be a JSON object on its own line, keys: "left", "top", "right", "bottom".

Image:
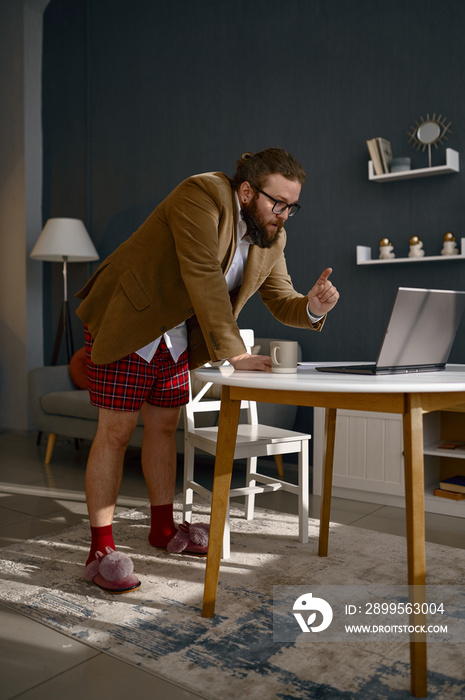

{"left": 69, "top": 347, "right": 89, "bottom": 390}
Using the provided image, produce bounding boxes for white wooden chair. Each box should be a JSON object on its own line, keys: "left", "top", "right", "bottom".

{"left": 182, "top": 329, "right": 311, "bottom": 558}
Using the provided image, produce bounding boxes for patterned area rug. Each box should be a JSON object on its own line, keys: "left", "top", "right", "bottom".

{"left": 0, "top": 499, "right": 464, "bottom": 699}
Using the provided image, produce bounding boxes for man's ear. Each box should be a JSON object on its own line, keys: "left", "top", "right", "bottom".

{"left": 238, "top": 181, "right": 253, "bottom": 205}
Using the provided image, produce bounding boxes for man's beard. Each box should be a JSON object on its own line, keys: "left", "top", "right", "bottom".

{"left": 241, "top": 197, "right": 282, "bottom": 249}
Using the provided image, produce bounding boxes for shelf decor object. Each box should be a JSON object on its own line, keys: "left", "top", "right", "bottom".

{"left": 368, "top": 147, "right": 459, "bottom": 182}
{"left": 379, "top": 237, "right": 395, "bottom": 259}
{"left": 441, "top": 232, "right": 460, "bottom": 255}
{"left": 356, "top": 237, "right": 465, "bottom": 265}
{"left": 408, "top": 113, "right": 452, "bottom": 167}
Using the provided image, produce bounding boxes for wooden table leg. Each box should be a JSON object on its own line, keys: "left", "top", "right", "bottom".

{"left": 403, "top": 394, "right": 427, "bottom": 698}
{"left": 318, "top": 407, "right": 337, "bottom": 557}
{"left": 202, "top": 385, "right": 241, "bottom": 617}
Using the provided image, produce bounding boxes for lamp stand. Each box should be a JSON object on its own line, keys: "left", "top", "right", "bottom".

{"left": 51, "top": 257, "right": 75, "bottom": 365}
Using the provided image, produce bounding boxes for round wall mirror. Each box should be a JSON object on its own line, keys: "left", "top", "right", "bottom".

{"left": 417, "top": 121, "right": 441, "bottom": 144}
{"left": 407, "top": 114, "right": 452, "bottom": 166}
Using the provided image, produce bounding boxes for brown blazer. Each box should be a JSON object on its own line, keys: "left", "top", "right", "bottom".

{"left": 75, "top": 171, "right": 325, "bottom": 367}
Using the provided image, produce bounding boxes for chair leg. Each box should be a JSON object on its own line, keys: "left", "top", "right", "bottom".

{"left": 298, "top": 440, "right": 309, "bottom": 544}
{"left": 182, "top": 439, "right": 232, "bottom": 557}
{"left": 44, "top": 433, "right": 57, "bottom": 465}
{"left": 183, "top": 442, "right": 195, "bottom": 523}
{"left": 245, "top": 456, "right": 258, "bottom": 520}
{"left": 274, "top": 454, "right": 284, "bottom": 478}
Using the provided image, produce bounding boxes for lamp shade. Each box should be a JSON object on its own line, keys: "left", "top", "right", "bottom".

{"left": 30, "top": 218, "right": 99, "bottom": 262}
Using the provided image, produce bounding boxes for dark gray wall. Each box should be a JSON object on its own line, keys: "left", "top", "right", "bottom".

{"left": 42, "top": 0, "right": 465, "bottom": 377}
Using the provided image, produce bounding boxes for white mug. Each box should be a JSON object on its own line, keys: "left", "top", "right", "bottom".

{"left": 270, "top": 340, "right": 298, "bottom": 374}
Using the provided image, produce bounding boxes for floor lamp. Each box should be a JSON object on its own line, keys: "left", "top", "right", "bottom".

{"left": 30, "top": 218, "right": 99, "bottom": 364}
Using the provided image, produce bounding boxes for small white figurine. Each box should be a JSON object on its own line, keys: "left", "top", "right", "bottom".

{"left": 441, "top": 232, "right": 459, "bottom": 256}
{"left": 379, "top": 237, "right": 395, "bottom": 259}
{"left": 408, "top": 235, "right": 425, "bottom": 258}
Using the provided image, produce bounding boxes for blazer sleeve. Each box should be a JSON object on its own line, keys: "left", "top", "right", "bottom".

{"left": 257, "top": 248, "right": 326, "bottom": 332}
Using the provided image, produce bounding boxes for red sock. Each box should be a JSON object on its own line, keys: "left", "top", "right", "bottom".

{"left": 86, "top": 524, "right": 115, "bottom": 566}
{"left": 148, "top": 503, "right": 177, "bottom": 548}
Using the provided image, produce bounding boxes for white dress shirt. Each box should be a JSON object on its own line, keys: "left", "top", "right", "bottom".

{"left": 135, "top": 193, "right": 321, "bottom": 364}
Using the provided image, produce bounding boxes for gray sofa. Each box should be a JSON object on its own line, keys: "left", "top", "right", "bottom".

{"left": 28, "top": 338, "right": 300, "bottom": 464}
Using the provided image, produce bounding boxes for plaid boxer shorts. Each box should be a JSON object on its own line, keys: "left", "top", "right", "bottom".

{"left": 84, "top": 326, "right": 190, "bottom": 411}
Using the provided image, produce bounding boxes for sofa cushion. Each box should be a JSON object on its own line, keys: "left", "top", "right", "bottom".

{"left": 41, "top": 390, "right": 99, "bottom": 421}
{"left": 41, "top": 390, "right": 148, "bottom": 427}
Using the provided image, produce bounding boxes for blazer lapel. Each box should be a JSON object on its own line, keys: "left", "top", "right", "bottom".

{"left": 233, "top": 244, "right": 266, "bottom": 316}
{"left": 218, "top": 188, "right": 239, "bottom": 274}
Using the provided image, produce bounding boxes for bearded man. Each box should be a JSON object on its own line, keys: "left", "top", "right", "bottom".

{"left": 75, "top": 147, "right": 339, "bottom": 592}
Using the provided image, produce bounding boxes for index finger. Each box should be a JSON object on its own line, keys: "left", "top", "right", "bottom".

{"left": 318, "top": 267, "right": 333, "bottom": 283}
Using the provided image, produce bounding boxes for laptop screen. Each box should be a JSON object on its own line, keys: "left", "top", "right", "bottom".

{"left": 376, "top": 287, "right": 465, "bottom": 369}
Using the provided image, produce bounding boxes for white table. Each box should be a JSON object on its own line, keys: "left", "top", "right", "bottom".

{"left": 194, "top": 363, "right": 465, "bottom": 697}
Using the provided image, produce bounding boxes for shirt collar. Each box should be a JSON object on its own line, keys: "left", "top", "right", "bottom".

{"left": 235, "top": 192, "right": 251, "bottom": 243}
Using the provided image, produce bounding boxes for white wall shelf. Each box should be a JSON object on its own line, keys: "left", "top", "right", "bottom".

{"left": 424, "top": 442, "right": 465, "bottom": 459}
{"left": 368, "top": 148, "right": 459, "bottom": 182}
{"left": 356, "top": 237, "right": 465, "bottom": 265}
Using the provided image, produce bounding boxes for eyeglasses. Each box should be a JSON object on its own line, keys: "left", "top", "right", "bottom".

{"left": 254, "top": 187, "right": 301, "bottom": 217}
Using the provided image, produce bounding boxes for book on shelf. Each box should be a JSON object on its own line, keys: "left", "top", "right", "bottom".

{"left": 437, "top": 441, "right": 465, "bottom": 450}
{"left": 376, "top": 137, "right": 392, "bottom": 173}
{"left": 433, "top": 488, "right": 465, "bottom": 501}
{"left": 438, "top": 474, "right": 465, "bottom": 494}
{"left": 366, "top": 138, "right": 384, "bottom": 175}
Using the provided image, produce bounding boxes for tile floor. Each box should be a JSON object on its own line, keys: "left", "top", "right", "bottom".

{"left": 0, "top": 430, "right": 464, "bottom": 699}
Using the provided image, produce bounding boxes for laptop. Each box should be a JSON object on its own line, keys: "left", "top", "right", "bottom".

{"left": 315, "top": 287, "right": 465, "bottom": 375}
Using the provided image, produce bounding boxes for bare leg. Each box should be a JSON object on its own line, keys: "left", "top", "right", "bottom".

{"left": 85, "top": 407, "right": 140, "bottom": 527}
{"left": 140, "top": 403, "right": 181, "bottom": 505}
{"left": 141, "top": 403, "right": 208, "bottom": 554}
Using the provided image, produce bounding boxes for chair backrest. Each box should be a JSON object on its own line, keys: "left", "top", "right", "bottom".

{"left": 184, "top": 329, "right": 257, "bottom": 432}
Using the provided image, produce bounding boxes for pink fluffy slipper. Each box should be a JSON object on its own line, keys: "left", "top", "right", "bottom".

{"left": 84, "top": 547, "right": 141, "bottom": 593}
{"left": 165, "top": 521, "right": 209, "bottom": 556}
